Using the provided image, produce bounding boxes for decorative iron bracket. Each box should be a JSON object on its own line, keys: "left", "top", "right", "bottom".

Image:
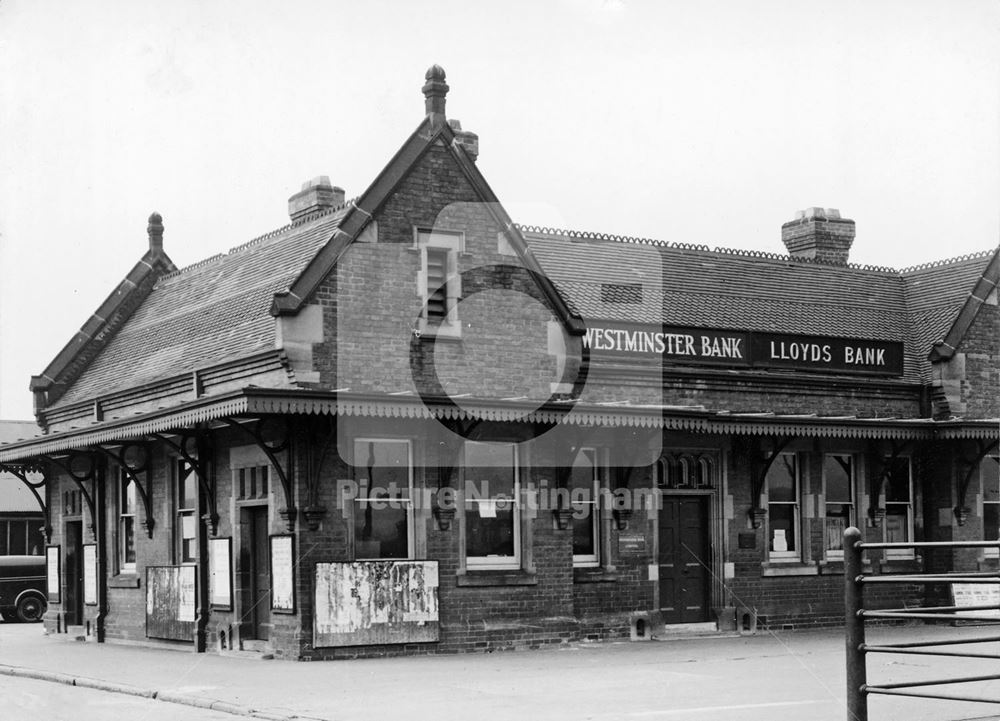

{"left": 0, "top": 460, "right": 50, "bottom": 541}
{"left": 92, "top": 443, "right": 155, "bottom": 537}
{"left": 298, "top": 415, "right": 335, "bottom": 531}
{"left": 41, "top": 452, "right": 98, "bottom": 535}
{"left": 152, "top": 429, "right": 218, "bottom": 535}
{"left": 955, "top": 439, "right": 999, "bottom": 526}
{"left": 748, "top": 436, "right": 794, "bottom": 528}
{"left": 223, "top": 417, "right": 295, "bottom": 531}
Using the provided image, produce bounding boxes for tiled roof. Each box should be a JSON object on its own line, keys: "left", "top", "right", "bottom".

{"left": 524, "top": 228, "right": 996, "bottom": 383}
{"left": 53, "top": 208, "right": 348, "bottom": 407}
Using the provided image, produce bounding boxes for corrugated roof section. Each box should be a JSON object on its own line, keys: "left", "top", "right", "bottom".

{"left": 53, "top": 209, "right": 348, "bottom": 407}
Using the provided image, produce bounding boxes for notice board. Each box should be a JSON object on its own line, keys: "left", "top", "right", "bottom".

{"left": 146, "top": 565, "right": 197, "bottom": 641}
{"left": 314, "top": 560, "right": 439, "bottom": 647}
{"left": 83, "top": 544, "right": 97, "bottom": 605}
{"left": 952, "top": 583, "right": 1000, "bottom": 620}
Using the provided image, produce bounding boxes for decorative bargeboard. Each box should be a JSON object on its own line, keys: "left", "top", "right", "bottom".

{"left": 313, "top": 560, "right": 439, "bottom": 647}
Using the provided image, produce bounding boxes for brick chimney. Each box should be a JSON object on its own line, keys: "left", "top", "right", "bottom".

{"left": 448, "top": 119, "right": 479, "bottom": 161}
{"left": 781, "top": 207, "right": 855, "bottom": 265}
{"left": 288, "top": 176, "right": 344, "bottom": 222}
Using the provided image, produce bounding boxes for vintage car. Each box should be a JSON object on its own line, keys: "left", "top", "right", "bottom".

{"left": 0, "top": 555, "right": 46, "bottom": 622}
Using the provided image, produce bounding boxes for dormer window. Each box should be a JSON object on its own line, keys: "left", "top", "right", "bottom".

{"left": 416, "top": 228, "right": 463, "bottom": 337}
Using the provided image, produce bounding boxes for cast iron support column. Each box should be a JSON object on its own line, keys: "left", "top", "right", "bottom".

{"left": 94, "top": 455, "right": 108, "bottom": 643}
{"left": 844, "top": 526, "right": 867, "bottom": 721}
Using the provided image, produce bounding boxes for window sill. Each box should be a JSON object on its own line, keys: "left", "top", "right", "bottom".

{"left": 873, "top": 558, "right": 922, "bottom": 574}
{"left": 456, "top": 570, "right": 537, "bottom": 587}
{"left": 419, "top": 326, "right": 462, "bottom": 342}
{"left": 109, "top": 574, "right": 141, "bottom": 588}
{"left": 573, "top": 567, "right": 618, "bottom": 584}
{"left": 761, "top": 562, "right": 818, "bottom": 577}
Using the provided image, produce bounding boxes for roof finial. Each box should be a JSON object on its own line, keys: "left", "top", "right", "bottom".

{"left": 422, "top": 64, "right": 448, "bottom": 126}
{"left": 147, "top": 212, "right": 164, "bottom": 252}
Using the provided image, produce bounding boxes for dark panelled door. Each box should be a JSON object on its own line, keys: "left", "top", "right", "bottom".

{"left": 241, "top": 507, "right": 270, "bottom": 640}
{"left": 64, "top": 520, "right": 83, "bottom": 626}
{"left": 658, "top": 496, "right": 711, "bottom": 624}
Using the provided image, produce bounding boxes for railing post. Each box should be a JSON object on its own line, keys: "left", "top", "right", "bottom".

{"left": 845, "top": 526, "right": 867, "bottom": 721}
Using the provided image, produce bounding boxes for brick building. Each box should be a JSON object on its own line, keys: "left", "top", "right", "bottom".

{"left": 0, "top": 66, "right": 997, "bottom": 658}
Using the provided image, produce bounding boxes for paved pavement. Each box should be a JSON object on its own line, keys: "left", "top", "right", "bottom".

{"left": 2, "top": 622, "right": 1000, "bottom": 721}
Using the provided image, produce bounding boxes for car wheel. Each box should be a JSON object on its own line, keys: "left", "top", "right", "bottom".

{"left": 15, "top": 594, "right": 45, "bottom": 623}
{"left": 0, "top": 610, "right": 17, "bottom": 622}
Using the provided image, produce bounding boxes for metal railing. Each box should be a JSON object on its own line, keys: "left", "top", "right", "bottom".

{"left": 845, "top": 526, "right": 1000, "bottom": 720}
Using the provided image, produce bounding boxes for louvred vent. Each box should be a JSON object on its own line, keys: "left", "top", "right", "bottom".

{"left": 426, "top": 247, "right": 448, "bottom": 318}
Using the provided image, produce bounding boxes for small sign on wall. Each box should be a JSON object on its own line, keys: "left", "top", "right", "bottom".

{"left": 618, "top": 532, "right": 647, "bottom": 555}
{"left": 46, "top": 545, "right": 60, "bottom": 604}
{"left": 83, "top": 544, "right": 97, "bottom": 606}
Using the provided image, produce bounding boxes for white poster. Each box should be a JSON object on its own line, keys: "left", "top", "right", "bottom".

{"left": 178, "top": 565, "right": 196, "bottom": 622}
{"left": 83, "top": 544, "right": 97, "bottom": 605}
{"left": 209, "top": 537, "right": 232, "bottom": 609}
{"left": 270, "top": 535, "right": 295, "bottom": 612}
{"left": 46, "top": 546, "right": 60, "bottom": 603}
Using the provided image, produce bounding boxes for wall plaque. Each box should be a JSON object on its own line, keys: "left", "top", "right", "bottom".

{"left": 618, "top": 532, "right": 647, "bottom": 555}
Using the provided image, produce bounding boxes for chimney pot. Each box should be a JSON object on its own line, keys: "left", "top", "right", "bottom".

{"left": 781, "top": 207, "right": 855, "bottom": 265}
{"left": 288, "top": 176, "right": 345, "bottom": 222}
{"left": 449, "top": 119, "right": 479, "bottom": 162}
{"left": 147, "top": 212, "right": 164, "bottom": 252}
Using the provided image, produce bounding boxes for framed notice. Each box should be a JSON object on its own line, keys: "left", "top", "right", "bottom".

{"left": 46, "top": 545, "right": 61, "bottom": 604}
{"left": 209, "top": 537, "right": 232, "bottom": 610}
{"left": 83, "top": 543, "right": 97, "bottom": 605}
{"left": 269, "top": 534, "right": 295, "bottom": 613}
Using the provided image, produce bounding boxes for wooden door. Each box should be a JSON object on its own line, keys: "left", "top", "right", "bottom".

{"left": 658, "top": 496, "right": 711, "bottom": 624}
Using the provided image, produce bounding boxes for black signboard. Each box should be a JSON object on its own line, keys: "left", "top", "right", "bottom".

{"left": 582, "top": 322, "right": 904, "bottom": 377}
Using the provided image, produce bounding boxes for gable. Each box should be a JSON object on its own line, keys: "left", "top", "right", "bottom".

{"left": 271, "top": 116, "right": 580, "bottom": 337}
{"left": 294, "top": 134, "right": 584, "bottom": 401}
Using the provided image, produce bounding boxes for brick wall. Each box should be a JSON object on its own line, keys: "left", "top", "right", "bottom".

{"left": 960, "top": 303, "right": 999, "bottom": 419}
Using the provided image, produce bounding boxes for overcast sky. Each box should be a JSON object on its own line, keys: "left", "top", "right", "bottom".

{"left": 1, "top": 0, "right": 997, "bottom": 422}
